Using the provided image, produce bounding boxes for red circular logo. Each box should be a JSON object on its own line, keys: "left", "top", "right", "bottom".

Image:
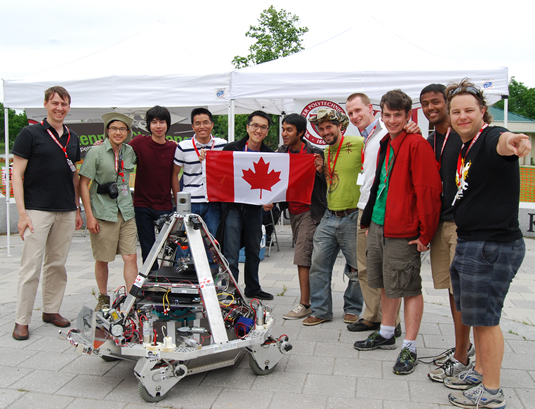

{"left": 300, "top": 100, "right": 347, "bottom": 146}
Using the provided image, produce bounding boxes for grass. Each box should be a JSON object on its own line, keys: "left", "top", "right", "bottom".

{"left": 277, "top": 285, "right": 288, "bottom": 297}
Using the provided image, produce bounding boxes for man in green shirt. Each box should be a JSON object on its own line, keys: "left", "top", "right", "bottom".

{"left": 302, "top": 108, "right": 364, "bottom": 326}
{"left": 79, "top": 113, "right": 138, "bottom": 311}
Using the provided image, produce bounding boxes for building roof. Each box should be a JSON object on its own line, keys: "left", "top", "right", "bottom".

{"left": 489, "top": 106, "right": 535, "bottom": 123}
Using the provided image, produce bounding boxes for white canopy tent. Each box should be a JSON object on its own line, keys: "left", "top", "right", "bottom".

{"left": 231, "top": 18, "right": 509, "bottom": 109}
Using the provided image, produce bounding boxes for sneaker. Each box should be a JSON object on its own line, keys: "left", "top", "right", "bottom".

{"left": 448, "top": 384, "right": 506, "bottom": 408}
{"left": 393, "top": 347, "right": 418, "bottom": 375}
{"left": 444, "top": 367, "right": 483, "bottom": 390}
{"left": 95, "top": 294, "right": 110, "bottom": 311}
{"left": 302, "top": 315, "right": 330, "bottom": 326}
{"left": 283, "top": 304, "right": 312, "bottom": 320}
{"left": 394, "top": 323, "right": 402, "bottom": 338}
{"left": 435, "top": 343, "right": 476, "bottom": 366}
{"left": 353, "top": 331, "right": 396, "bottom": 351}
{"left": 428, "top": 357, "right": 474, "bottom": 383}
{"left": 343, "top": 313, "right": 359, "bottom": 324}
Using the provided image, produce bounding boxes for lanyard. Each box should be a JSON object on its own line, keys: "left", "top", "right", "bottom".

{"left": 290, "top": 142, "right": 307, "bottom": 154}
{"left": 434, "top": 127, "right": 451, "bottom": 170}
{"left": 383, "top": 141, "right": 394, "bottom": 185}
{"left": 327, "top": 135, "right": 344, "bottom": 184}
{"left": 244, "top": 141, "right": 260, "bottom": 152}
{"left": 361, "top": 123, "right": 377, "bottom": 168}
{"left": 114, "top": 148, "right": 125, "bottom": 183}
{"left": 45, "top": 125, "right": 71, "bottom": 160}
{"left": 454, "top": 123, "right": 488, "bottom": 204}
{"left": 192, "top": 135, "right": 215, "bottom": 157}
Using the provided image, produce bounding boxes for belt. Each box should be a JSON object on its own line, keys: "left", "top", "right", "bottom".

{"left": 330, "top": 208, "right": 357, "bottom": 217}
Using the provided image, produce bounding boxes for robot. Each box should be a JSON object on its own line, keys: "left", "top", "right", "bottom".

{"left": 64, "top": 193, "right": 291, "bottom": 402}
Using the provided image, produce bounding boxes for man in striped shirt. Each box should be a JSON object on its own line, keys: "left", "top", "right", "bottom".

{"left": 173, "top": 108, "right": 226, "bottom": 236}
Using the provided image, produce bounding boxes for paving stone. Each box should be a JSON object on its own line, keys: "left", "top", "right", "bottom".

{"left": 270, "top": 392, "right": 327, "bottom": 409}
{"left": 251, "top": 370, "right": 306, "bottom": 393}
{"left": 56, "top": 374, "right": 122, "bottom": 399}
{"left": 285, "top": 355, "right": 334, "bottom": 375}
{"left": 7, "top": 392, "right": 73, "bottom": 409}
{"left": 303, "top": 374, "right": 356, "bottom": 398}
{"left": 212, "top": 388, "right": 273, "bottom": 409}
{"left": 357, "top": 378, "right": 409, "bottom": 401}
{"left": 10, "top": 369, "right": 74, "bottom": 394}
{"left": 0, "top": 389, "right": 25, "bottom": 409}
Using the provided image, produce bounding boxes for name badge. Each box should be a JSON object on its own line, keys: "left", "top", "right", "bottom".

{"left": 121, "top": 185, "right": 129, "bottom": 196}
{"left": 66, "top": 159, "right": 76, "bottom": 173}
{"left": 357, "top": 173, "right": 364, "bottom": 186}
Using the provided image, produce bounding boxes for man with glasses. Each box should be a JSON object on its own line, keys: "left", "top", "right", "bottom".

{"left": 80, "top": 113, "right": 138, "bottom": 311}
{"left": 221, "top": 110, "right": 274, "bottom": 300}
{"left": 173, "top": 108, "right": 226, "bottom": 236}
{"left": 12, "top": 86, "right": 83, "bottom": 340}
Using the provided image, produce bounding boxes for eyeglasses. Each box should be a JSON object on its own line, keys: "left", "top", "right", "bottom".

{"left": 193, "top": 120, "right": 212, "bottom": 127}
{"left": 449, "top": 85, "right": 482, "bottom": 98}
{"left": 109, "top": 126, "right": 128, "bottom": 133}
{"left": 249, "top": 123, "right": 269, "bottom": 132}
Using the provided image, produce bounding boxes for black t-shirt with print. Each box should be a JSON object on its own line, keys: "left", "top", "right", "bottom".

{"left": 453, "top": 126, "right": 522, "bottom": 242}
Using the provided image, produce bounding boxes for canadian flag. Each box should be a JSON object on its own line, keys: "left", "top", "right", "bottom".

{"left": 204, "top": 151, "right": 316, "bottom": 205}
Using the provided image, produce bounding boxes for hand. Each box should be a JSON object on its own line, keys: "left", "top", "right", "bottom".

{"left": 75, "top": 210, "right": 83, "bottom": 230}
{"left": 408, "top": 237, "right": 429, "bottom": 252}
{"left": 314, "top": 153, "right": 324, "bottom": 174}
{"left": 199, "top": 148, "right": 207, "bottom": 162}
{"left": 505, "top": 132, "right": 531, "bottom": 157}
{"left": 17, "top": 213, "right": 33, "bottom": 240}
{"left": 93, "top": 139, "right": 104, "bottom": 146}
{"left": 263, "top": 204, "right": 274, "bottom": 211}
{"left": 87, "top": 215, "right": 100, "bottom": 234}
{"left": 404, "top": 121, "right": 421, "bottom": 135}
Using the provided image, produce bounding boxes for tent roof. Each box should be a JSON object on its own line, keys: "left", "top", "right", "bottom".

{"left": 2, "top": 22, "right": 231, "bottom": 113}
{"left": 231, "top": 18, "right": 508, "bottom": 107}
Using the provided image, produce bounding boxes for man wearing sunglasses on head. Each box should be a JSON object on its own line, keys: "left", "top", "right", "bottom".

{"left": 444, "top": 79, "right": 530, "bottom": 409}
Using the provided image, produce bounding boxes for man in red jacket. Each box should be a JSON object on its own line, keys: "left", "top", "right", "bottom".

{"left": 354, "top": 89, "right": 442, "bottom": 376}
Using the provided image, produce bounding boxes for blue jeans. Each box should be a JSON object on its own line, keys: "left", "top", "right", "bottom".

{"left": 175, "top": 202, "right": 222, "bottom": 265}
{"left": 135, "top": 207, "right": 173, "bottom": 271}
{"left": 309, "top": 209, "right": 363, "bottom": 319}
{"left": 223, "top": 203, "right": 262, "bottom": 296}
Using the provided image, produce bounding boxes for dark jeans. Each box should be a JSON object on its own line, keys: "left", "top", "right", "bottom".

{"left": 175, "top": 202, "right": 222, "bottom": 266}
{"left": 135, "top": 206, "right": 173, "bottom": 271}
{"left": 223, "top": 203, "right": 262, "bottom": 295}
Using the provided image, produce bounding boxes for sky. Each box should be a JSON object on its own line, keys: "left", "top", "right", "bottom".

{"left": 1, "top": 0, "right": 534, "bottom": 104}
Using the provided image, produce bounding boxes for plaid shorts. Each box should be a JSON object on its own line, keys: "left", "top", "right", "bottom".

{"left": 450, "top": 238, "right": 525, "bottom": 327}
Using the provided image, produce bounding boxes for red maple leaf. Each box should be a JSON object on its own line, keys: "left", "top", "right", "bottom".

{"left": 242, "top": 157, "right": 281, "bottom": 199}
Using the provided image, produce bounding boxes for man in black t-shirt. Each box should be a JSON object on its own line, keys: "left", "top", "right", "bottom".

{"left": 420, "top": 84, "right": 473, "bottom": 383}
{"left": 11, "top": 86, "right": 82, "bottom": 341}
{"left": 444, "top": 79, "right": 531, "bottom": 409}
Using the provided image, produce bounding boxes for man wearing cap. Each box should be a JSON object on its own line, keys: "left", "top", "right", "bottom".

{"left": 79, "top": 112, "right": 138, "bottom": 311}
{"left": 11, "top": 86, "right": 83, "bottom": 340}
{"left": 355, "top": 90, "right": 442, "bottom": 376}
{"left": 303, "top": 108, "right": 364, "bottom": 326}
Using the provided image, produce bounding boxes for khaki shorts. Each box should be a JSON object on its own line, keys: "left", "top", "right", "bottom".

{"left": 367, "top": 222, "right": 422, "bottom": 298}
{"left": 429, "top": 220, "right": 457, "bottom": 291}
{"left": 289, "top": 210, "right": 318, "bottom": 267}
{"left": 90, "top": 213, "right": 137, "bottom": 262}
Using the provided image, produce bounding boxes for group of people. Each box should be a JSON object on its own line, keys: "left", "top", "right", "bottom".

{"left": 11, "top": 81, "right": 530, "bottom": 408}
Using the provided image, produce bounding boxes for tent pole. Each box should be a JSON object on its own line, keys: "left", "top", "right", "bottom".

{"left": 503, "top": 96, "right": 509, "bottom": 129}
{"left": 279, "top": 112, "right": 285, "bottom": 146}
{"left": 229, "top": 100, "right": 235, "bottom": 142}
{"left": 4, "top": 106, "right": 11, "bottom": 257}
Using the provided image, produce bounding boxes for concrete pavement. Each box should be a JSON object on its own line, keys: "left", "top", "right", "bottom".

{"left": 1, "top": 226, "right": 534, "bottom": 408}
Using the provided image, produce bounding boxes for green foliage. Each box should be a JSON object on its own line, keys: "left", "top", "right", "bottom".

{"left": 212, "top": 114, "right": 279, "bottom": 150}
{"left": 232, "top": 6, "right": 308, "bottom": 69}
{"left": 0, "top": 103, "right": 28, "bottom": 150}
{"left": 494, "top": 77, "right": 535, "bottom": 120}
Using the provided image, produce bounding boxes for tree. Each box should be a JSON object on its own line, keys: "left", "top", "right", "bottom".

{"left": 212, "top": 114, "right": 280, "bottom": 151}
{"left": 0, "top": 103, "right": 28, "bottom": 150}
{"left": 232, "top": 6, "right": 309, "bottom": 69}
{"left": 494, "top": 77, "right": 535, "bottom": 120}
